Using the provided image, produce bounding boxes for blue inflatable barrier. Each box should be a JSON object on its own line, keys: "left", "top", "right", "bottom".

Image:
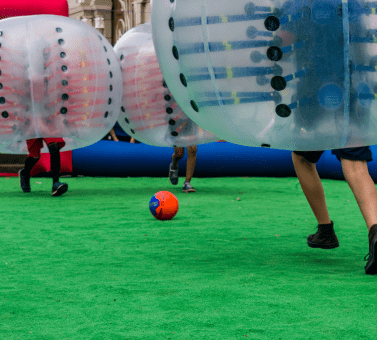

{"left": 72, "top": 141, "right": 377, "bottom": 181}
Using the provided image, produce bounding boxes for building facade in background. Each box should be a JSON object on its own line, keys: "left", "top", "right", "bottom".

{"left": 68, "top": 0, "right": 150, "bottom": 45}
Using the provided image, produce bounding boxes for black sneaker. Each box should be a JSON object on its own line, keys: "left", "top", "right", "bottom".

{"left": 182, "top": 182, "right": 196, "bottom": 193}
{"left": 19, "top": 169, "right": 31, "bottom": 193}
{"left": 169, "top": 163, "right": 179, "bottom": 185}
{"left": 365, "top": 225, "right": 377, "bottom": 274}
{"left": 52, "top": 182, "right": 68, "bottom": 197}
{"left": 307, "top": 221, "right": 339, "bottom": 249}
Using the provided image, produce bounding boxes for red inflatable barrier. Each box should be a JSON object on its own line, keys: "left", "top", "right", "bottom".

{"left": 0, "top": 0, "right": 68, "bottom": 18}
{"left": 0, "top": 0, "right": 72, "bottom": 176}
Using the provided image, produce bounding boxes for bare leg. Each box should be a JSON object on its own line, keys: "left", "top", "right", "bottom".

{"left": 172, "top": 147, "right": 184, "bottom": 170}
{"left": 292, "top": 152, "right": 331, "bottom": 225}
{"left": 341, "top": 159, "right": 377, "bottom": 231}
{"left": 185, "top": 145, "right": 197, "bottom": 182}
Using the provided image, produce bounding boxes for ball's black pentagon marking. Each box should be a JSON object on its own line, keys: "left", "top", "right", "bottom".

{"left": 275, "top": 104, "right": 291, "bottom": 117}
{"left": 264, "top": 16, "right": 280, "bottom": 31}
{"left": 62, "top": 93, "right": 69, "bottom": 101}
{"left": 130, "top": 129, "right": 135, "bottom": 134}
{"left": 169, "top": 17, "right": 174, "bottom": 32}
{"left": 125, "top": 118, "right": 129, "bottom": 124}
{"left": 169, "top": 119, "right": 176, "bottom": 125}
{"left": 162, "top": 80, "right": 168, "bottom": 88}
{"left": 62, "top": 79, "right": 68, "bottom": 87}
{"left": 61, "top": 65, "right": 68, "bottom": 72}
{"left": 60, "top": 107, "right": 68, "bottom": 114}
{"left": 191, "top": 100, "right": 199, "bottom": 112}
{"left": 109, "top": 71, "right": 113, "bottom": 78}
{"left": 108, "top": 98, "right": 112, "bottom": 105}
{"left": 246, "top": 26, "right": 258, "bottom": 39}
{"left": 60, "top": 52, "right": 66, "bottom": 58}
{"left": 104, "top": 111, "right": 109, "bottom": 118}
{"left": 58, "top": 39, "right": 65, "bottom": 46}
{"left": 0, "top": 97, "right": 5, "bottom": 104}
{"left": 244, "top": 2, "right": 255, "bottom": 15}
{"left": 1, "top": 111, "right": 8, "bottom": 118}
{"left": 267, "top": 46, "right": 283, "bottom": 61}
{"left": 180, "top": 73, "right": 187, "bottom": 87}
{"left": 56, "top": 27, "right": 62, "bottom": 33}
{"left": 121, "top": 106, "right": 125, "bottom": 112}
{"left": 271, "top": 76, "right": 287, "bottom": 91}
{"left": 166, "top": 107, "right": 173, "bottom": 114}
{"left": 272, "top": 91, "right": 282, "bottom": 104}
{"left": 164, "top": 94, "right": 171, "bottom": 101}
{"left": 172, "top": 46, "right": 179, "bottom": 60}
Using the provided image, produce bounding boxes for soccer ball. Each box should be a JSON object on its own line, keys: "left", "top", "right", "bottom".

{"left": 149, "top": 191, "right": 179, "bottom": 220}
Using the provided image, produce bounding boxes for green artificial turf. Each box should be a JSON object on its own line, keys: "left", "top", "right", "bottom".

{"left": 0, "top": 176, "right": 376, "bottom": 340}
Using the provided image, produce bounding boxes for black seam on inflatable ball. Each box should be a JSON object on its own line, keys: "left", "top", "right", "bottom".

{"left": 169, "top": 119, "right": 175, "bottom": 125}
{"left": 180, "top": 73, "right": 187, "bottom": 87}
{"left": 172, "top": 46, "right": 179, "bottom": 60}
{"left": 166, "top": 107, "right": 173, "bottom": 114}
{"left": 56, "top": 28, "right": 62, "bottom": 33}
{"left": 125, "top": 118, "right": 129, "bottom": 124}
{"left": 121, "top": 106, "right": 125, "bottom": 112}
{"left": 110, "top": 85, "right": 113, "bottom": 92}
{"left": 162, "top": 80, "right": 168, "bottom": 88}
{"left": 62, "top": 94, "right": 69, "bottom": 101}
{"left": 261, "top": 143, "right": 271, "bottom": 148}
{"left": 109, "top": 71, "right": 113, "bottom": 78}
{"left": 107, "top": 59, "right": 111, "bottom": 65}
{"left": 267, "top": 46, "right": 283, "bottom": 62}
{"left": 275, "top": 104, "right": 291, "bottom": 118}
{"left": 108, "top": 98, "right": 112, "bottom": 105}
{"left": 171, "top": 131, "right": 178, "bottom": 137}
{"left": 0, "top": 97, "right": 6, "bottom": 104}
{"left": 58, "top": 39, "right": 64, "bottom": 46}
{"left": 60, "top": 52, "right": 66, "bottom": 58}
{"left": 271, "top": 76, "right": 286, "bottom": 91}
{"left": 104, "top": 111, "right": 109, "bottom": 118}
{"left": 98, "top": 35, "right": 102, "bottom": 40}
{"left": 130, "top": 129, "right": 135, "bottom": 134}
{"left": 169, "top": 17, "right": 174, "bottom": 32}
{"left": 2, "top": 111, "right": 8, "bottom": 118}
{"left": 104, "top": 46, "right": 107, "bottom": 52}
{"left": 60, "top": 107, "right": 67, "bottom": 114}
{"left": 164, "top": 94, "right": 171, "bottom": 101}
{"left": 264, "top": 16, "right": 280, "bottom": 31}
{"left": 191, "top": 100, "right": 199, "bottom": 112}
{"left": 62, "top": 65, "right": 68, "bottom": 72}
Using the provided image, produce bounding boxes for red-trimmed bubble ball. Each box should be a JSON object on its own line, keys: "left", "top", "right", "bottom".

{"left": 149, "top": 191, "right": 179, "bottom": 220}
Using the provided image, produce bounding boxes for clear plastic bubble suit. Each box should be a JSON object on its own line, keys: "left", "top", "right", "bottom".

{"left": 152, "top": 0, "right": 377, "bottom": 151}
{"left": 114, "top": 22, "right": 218, "bottom": 147}
{"left": 0, "top": 15, "right": 122, "bottom": 154}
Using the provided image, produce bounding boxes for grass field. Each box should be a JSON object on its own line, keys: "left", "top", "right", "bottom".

{"left": 0, "top": 176, "right": 375, "bottom": 340}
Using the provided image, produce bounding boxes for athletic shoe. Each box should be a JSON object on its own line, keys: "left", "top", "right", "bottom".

{"left": 182, "top": 182, "right": 196, "bottom": 193}
{"left": 19, "top": 169, "right": 31, "bottom": 193}
{"left": 169, "top": 163, "right": 179, "bottom": 185}
{"left": 52, "top": 182, "right": 68, "bottom": 197}
{"left": 307, "top": 221, "right": 339, "bottom": 249}
{"left": 365, "top": 224, "right": 377, "bottom": 274}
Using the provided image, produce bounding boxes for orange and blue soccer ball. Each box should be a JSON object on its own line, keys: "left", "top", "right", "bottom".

{"left": 149, "top": 191, "right": 179, "bottom": 220}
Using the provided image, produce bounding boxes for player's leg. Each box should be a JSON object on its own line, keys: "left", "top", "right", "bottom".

{"left": 182, "top": 145, "right": 197, "bottom": 193}
{"left": 46, "top": 139, "right": 68, "bottom": 197}
{"left": 339, "top": 155, "right": 377, "bottom": 274}
{"left": 292, "top": 151, "right": 338, "bottom": 249}
{"left": 169, "top": 147, "right": 184, "bottom": 185}
{"left": 19, "top": 139, "right": 42, "bottom": 192}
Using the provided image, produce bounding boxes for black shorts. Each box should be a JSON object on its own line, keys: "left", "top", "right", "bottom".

{"left": 293, "top": 146, "right": 373, "bottom": 164}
